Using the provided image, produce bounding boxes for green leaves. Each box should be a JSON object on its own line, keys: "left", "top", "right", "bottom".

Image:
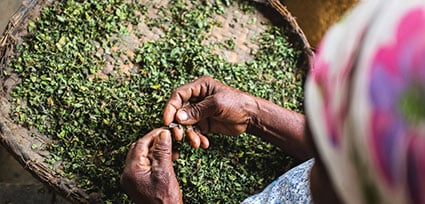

{"left": 7, "top": 0, "right": 305, "bottom": 203}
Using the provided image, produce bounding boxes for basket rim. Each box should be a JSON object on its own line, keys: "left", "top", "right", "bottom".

{"left": 0, "top": 0, "right": 92, "bottom": 203}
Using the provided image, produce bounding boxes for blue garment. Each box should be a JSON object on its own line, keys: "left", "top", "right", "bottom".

{"left": 241, "top": 159, "right": 314, "bottom": 204}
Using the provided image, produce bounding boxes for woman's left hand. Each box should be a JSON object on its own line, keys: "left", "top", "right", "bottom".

{"left": 120, "top": 128, "right": 182, "bottom": 204}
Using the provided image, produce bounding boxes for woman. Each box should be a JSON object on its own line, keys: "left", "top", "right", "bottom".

{"left": 120, "top": 0, "right": 425, "bottom": 203}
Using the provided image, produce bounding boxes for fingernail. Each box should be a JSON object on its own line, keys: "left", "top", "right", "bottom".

{"left": 158, "top": 131, "right": 170, "bottom": 141}
{"left": 177, "top": 110, "right": 189, "bottom": 121}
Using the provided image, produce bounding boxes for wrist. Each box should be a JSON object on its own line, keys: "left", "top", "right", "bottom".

{"left": 244, "top": 97, "right": 311, "bottom": 160}
{"left": 240, "top": 93, "right": 262, "bottom": 131}
{"left": 245, "top": 96, "right": 273, "bottom": 135}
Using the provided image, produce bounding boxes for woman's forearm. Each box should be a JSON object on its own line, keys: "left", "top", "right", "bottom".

{"left": 246, "top": 96, "right": 313, "bottom": 161}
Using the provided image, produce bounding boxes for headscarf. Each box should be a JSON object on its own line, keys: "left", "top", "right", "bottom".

{"left": 305, "top": 1, "right": 425, "bottom": 204}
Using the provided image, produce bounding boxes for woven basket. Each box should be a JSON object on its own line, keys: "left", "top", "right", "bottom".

{"left": 0, "top": 0, "right": 312, "bottom": 203}
{"left": 282, "top": 0, "right": 358, "bottom": 47}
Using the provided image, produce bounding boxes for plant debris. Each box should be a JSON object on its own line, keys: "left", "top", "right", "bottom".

{"left": 5, "top": 0, "right": 306, "bottom": 203}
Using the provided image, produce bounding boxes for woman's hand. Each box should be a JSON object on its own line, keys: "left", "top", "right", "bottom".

{"left": 163, "top": 76, "right": 259, "bottom": 149}
{"left": 164, "top": 76, "right": 311, "bottom": 160}
{"left": 121, "top": 128, "right": 182, "bottom": 204}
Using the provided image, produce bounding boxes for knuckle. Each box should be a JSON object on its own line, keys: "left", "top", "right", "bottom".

{"left": 188, "top": 104, "right": 202, "bottom": 119}
{"left": 152, "top": 145, "right": 170, "bottom": 159}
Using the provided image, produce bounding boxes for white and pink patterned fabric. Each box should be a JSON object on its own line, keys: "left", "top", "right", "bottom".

{"left": 306, "top": 1, "right": 425, "bottom": 204}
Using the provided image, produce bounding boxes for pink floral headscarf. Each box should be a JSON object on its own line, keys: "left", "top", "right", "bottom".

{"left": 305, "top": 1, "right": 425, "bottom": 204}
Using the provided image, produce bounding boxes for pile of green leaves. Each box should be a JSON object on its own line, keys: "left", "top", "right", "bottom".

{"left": 6, "top": 0, "right": 305, "bottom": 203}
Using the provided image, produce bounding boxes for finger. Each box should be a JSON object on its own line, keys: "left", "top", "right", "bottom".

{"left": 163, "top": 77, "right": 213, "bottom": 125}
{"left": 134, "top": 157, "right": 151, "bottom": 167}
{"left": 130, "top": 142, "right": 136, "bottom": 149}
{"left": 176, "top": 97, "right": 218, "bottom": 125}
{"left": 126, "top": 142, "right": 152, "bottom": 167}
{"left": 186, "top": 127, "right": 200, "bottom": 148}
{"left": 171, "top": 126, "right": 185, "bottom": 141}
{"left": 199, "top": 135, "right": 210, "bottom": 149}
{"left": 128, "top": 128, "right": 165, "bottom": 161}
{"left": 151, "top": 130, "right": 173, "bottom": 168}
{"left": 163, "top": 102, "right": 178, "bottom": 126}
{"left": 192, "top": 127, "right": 209, "bottom": 149}
{"left": 172, "top": 151, "right": 180, "bottom": 161}
{"left": 163, "top": 85, "right": 199, "bottom": 125}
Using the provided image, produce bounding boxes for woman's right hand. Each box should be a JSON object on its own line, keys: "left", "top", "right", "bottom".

{"left": 163, "top": 76, "right": 259, "bottom": 149}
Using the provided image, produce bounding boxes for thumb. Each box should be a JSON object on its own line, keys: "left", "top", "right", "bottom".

{"left": 152, "top": 130, "right": 173, "bottom": 167}
{"left": 176, "top": 97, "right": 217, "bottom": 125}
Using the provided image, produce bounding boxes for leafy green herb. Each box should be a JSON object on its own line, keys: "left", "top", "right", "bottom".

{"left": 6, "top": 0, "right": 305, "bottom": 203}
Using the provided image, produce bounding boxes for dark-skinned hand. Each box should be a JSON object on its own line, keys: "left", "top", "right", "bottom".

{"left": 120, "top": 128, "right": 182, "bottom": 204}
{"left": 163, "top": 76, "right": 259, "bottom": 149}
